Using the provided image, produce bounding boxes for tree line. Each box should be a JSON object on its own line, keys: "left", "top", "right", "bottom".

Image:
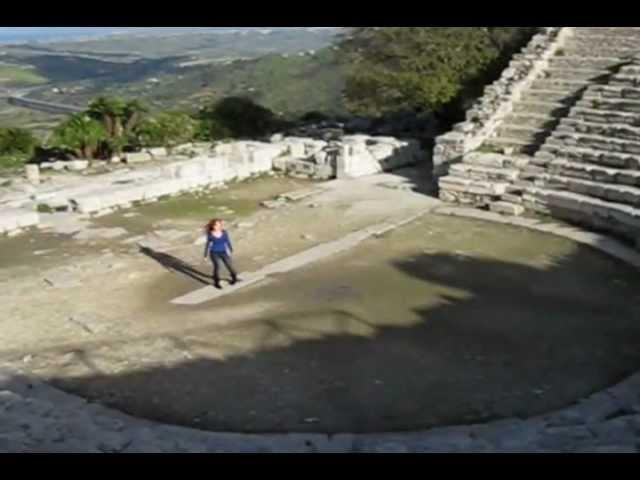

{"left": 337, "top": 27, "right": 537, "bottom": 122}
{"left": 0, "top": 96, "right": 283, "bottom": 167}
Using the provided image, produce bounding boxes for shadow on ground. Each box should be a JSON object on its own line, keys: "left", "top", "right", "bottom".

{"left": 139, "top": 246, "right": 212, "bottom": 286}
{"left": 31, "top": 236, "right": 640, "bottom": 435}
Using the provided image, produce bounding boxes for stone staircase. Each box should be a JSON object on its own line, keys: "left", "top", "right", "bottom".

{"left": 437, "top": 27, "right": 640, "bottom": 247}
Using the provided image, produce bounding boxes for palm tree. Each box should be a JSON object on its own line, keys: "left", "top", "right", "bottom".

{"left": 122, "top": 99, "right": 148, "bottom": 134}
{"left": 49, "top": 114, "right": 107, "bottom": 159}
{"left": 88, "top": 96, "right": 148, "bottom": 157}
{"left": 88, "top": 96, "right": 126, "bottom": 139}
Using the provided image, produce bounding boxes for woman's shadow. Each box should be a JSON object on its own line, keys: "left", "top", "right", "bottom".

{"left": 138, "top": 245, "right": 212, "bottom": 285}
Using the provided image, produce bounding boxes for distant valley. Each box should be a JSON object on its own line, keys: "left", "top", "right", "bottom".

{"left": 0, "top": 27, "right": 345, "bottom": 137}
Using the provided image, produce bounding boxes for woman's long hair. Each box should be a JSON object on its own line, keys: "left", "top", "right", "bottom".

{"left": 205, "top": 218, "right": 222, "bottom": 233}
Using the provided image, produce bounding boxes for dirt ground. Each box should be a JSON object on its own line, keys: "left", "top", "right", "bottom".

{"left": 1, "top": 169, "right": 639, "bottom": 434}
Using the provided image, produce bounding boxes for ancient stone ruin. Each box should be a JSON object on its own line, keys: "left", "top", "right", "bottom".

{"left": 434, "top": 27, "right": 640, "bottom": 248}
{"left": 0, "top": 134, "right": 422, "bottom": 236}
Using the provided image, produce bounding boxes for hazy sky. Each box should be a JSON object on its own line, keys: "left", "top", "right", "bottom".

{"left": 0, "top": 27, "right": 338, "bottom": 41}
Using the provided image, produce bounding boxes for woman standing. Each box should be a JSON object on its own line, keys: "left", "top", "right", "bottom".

{"left": 203, "top": 219, "right": 238, "bottom": 289}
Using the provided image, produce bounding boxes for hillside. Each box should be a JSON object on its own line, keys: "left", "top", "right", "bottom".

{"left": 101, "top": 48, "right": 346, "bottom": 117}
{"left": 0, "top": 28, "right": 345, "bottom": 132}
{"left": 6, "top": 47, "right": 346, "bottom": 124}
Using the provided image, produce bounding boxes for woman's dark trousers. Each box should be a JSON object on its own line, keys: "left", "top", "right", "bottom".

{"left": 210, "top": 252, "right": 237, "bottom": 285}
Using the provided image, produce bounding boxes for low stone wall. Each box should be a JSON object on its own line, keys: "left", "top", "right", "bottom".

{"left": 432, "top": 27, "right": 570, "bottom": 179}
{"left": 273, "top": 135, "right": 422, "bottom": 180}
{"left": 69, "top": 141, "right": 288, "bottom": 215}
{"left": 1, "top": 134, "right": 424, "bottom": 228}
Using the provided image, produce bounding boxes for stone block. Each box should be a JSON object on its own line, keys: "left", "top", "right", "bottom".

{"left": 286, "top": 140, "right": 307, "bottom": 158}
{"left": 67, "top": 160, "right": 89, "bottom": 171}
{"left": 73, "top": 196, "right": 102, "bottom": 214}
{"left": 176, "top": 162, "right": 205, "bottom": 180}
{"left": 147, "top": 147, "right": 168, "bottom": 159}
{"left": 490, "top": 201, "right": 525, "bottom": 216}
{"left": 25, "top": 164, "right": 40, "bottom": 185}
{"left": 126, "top": 152, "right": 153, "bottom": 164}
{"left": 285, "top": 159, "right": 318, "bottom": 177}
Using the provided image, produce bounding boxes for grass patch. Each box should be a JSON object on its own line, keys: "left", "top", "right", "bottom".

{"left": 0, "top": 65, "right": 48, "bottom": 86}
{"left": 475, "top": 143, "right": 503, "bottom": 154}
{"left": 0, "top": 154, "right": 28, "bottom": 171}
{"left": 37, "top": 204, "right": 54, "bottom": 213}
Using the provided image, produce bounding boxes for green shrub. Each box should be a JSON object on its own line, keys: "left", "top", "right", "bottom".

{"left": 0, "top": 127, "right": 39, "bottom": 157}
{"left": 134, "top": 112, "right": 198, "bottom": 150}
{"left": 197, "top": 96, "right": 279, "bottom": 140}
{"left": 0, "top": 154, "right": 29, "bottom": 171}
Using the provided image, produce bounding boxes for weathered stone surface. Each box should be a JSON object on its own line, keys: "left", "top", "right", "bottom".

{"left": 67, "top": 160, "right": 89, "bottom": 171}
{"left": 73, "top": 227, "right": 128, "bottom": 241}
{"left": 433, "top": 29, "right": 640, "bottom": 245}
{"left": 433, "top": 27, "right": 568, "bottom": 178}
{"left": 147, "top": 147, "right": 167, "bottom": 159}
{"left": 4, "top": 204, "right": 640, "bottom": 452}
{"left": 25, "top": 165, "right": 40, "bottom": 185}
{"left": 125, "top": 152, "right": 153, "bottom": 164}
{"left": 0, "top": 208, "right": 39, "bottom": 234}
{"left": 490, "top": 201, "right": 525, "bottom": 216}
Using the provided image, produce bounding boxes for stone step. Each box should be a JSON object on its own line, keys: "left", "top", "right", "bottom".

{"left": 558, "top": 118, "right": 640, "bottom": 143}
{"left": 448, "top": 163, "right": 521, "bottom": 182}
{"left": 570, "top": 107, "right": 640, "bottom": 128}
{"left": 530, "top": 78, "right": 592, "bottom": 92}
{"left": 524, "top": 187, "right": 640, "bottom": 241}
{"left": 501, "top": 112, "right": 561, "bottom": 130}
{"left": 587, "top": 84, "right": 640, "bottom": 100}
{"left": 463, "top": 152, "right": 530, "bottom": 170}
{"left": 438, "top": 175, "right": 509, "bottom": 196}
{"left": 583, "top": 89, "right": 640, "bottom": 105}
{"left": 564, "top": 37, "right": 640, "bottom": 53}
{"left": 576, "top": 96, "right": 640, "bottom": 114}
{"left": 570, "top": 31, "right": 640, "bottom": 42}
{"left": 540, "top": 143, "right": 640, "bottom": 169}
{"left": 481, "top": 136, "right": 540, "bottom": 155}
{"left": 536, "top": 173, "right": 640, "bottom": 208}
{"left": 500, "top": 191, "right": 526, "bottom": 204}
{"left": 550, "top": 130, "right": 640, "bottom": 156}
{"left": 573, "top": 27, "right": 640, "bottom": 36}
{"left": 489, "top": 201, "right": 525, "bottom": 216}
{"left": 496, "top": 125, "right": 550, "bottom": 143}
{"left": 520, "top": 89, "right": 583, "bottom": 105}
{"left": 561, "top": 44, "right": 640, "bottom": 58}
{"left": 618, "top": 65, "right": 640, "bottom": 76}
{"left": 609, "top": 75, "right": 640, "bottom": 88}
{"left": 546, "top": 158, "right": 640, "bottom": 188}
{"left": 512, "top": 100, "right": 571, "bottom": 116}
{"left": 547, "top": 56, "right": 625, "bottom": 71}
{"left": 543, "top": 67, "right": 610, "bottom": 81}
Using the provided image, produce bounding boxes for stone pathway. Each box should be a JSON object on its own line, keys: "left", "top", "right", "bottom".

{"left": 171, "top": 212, "right": 429, "bottom": 305}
